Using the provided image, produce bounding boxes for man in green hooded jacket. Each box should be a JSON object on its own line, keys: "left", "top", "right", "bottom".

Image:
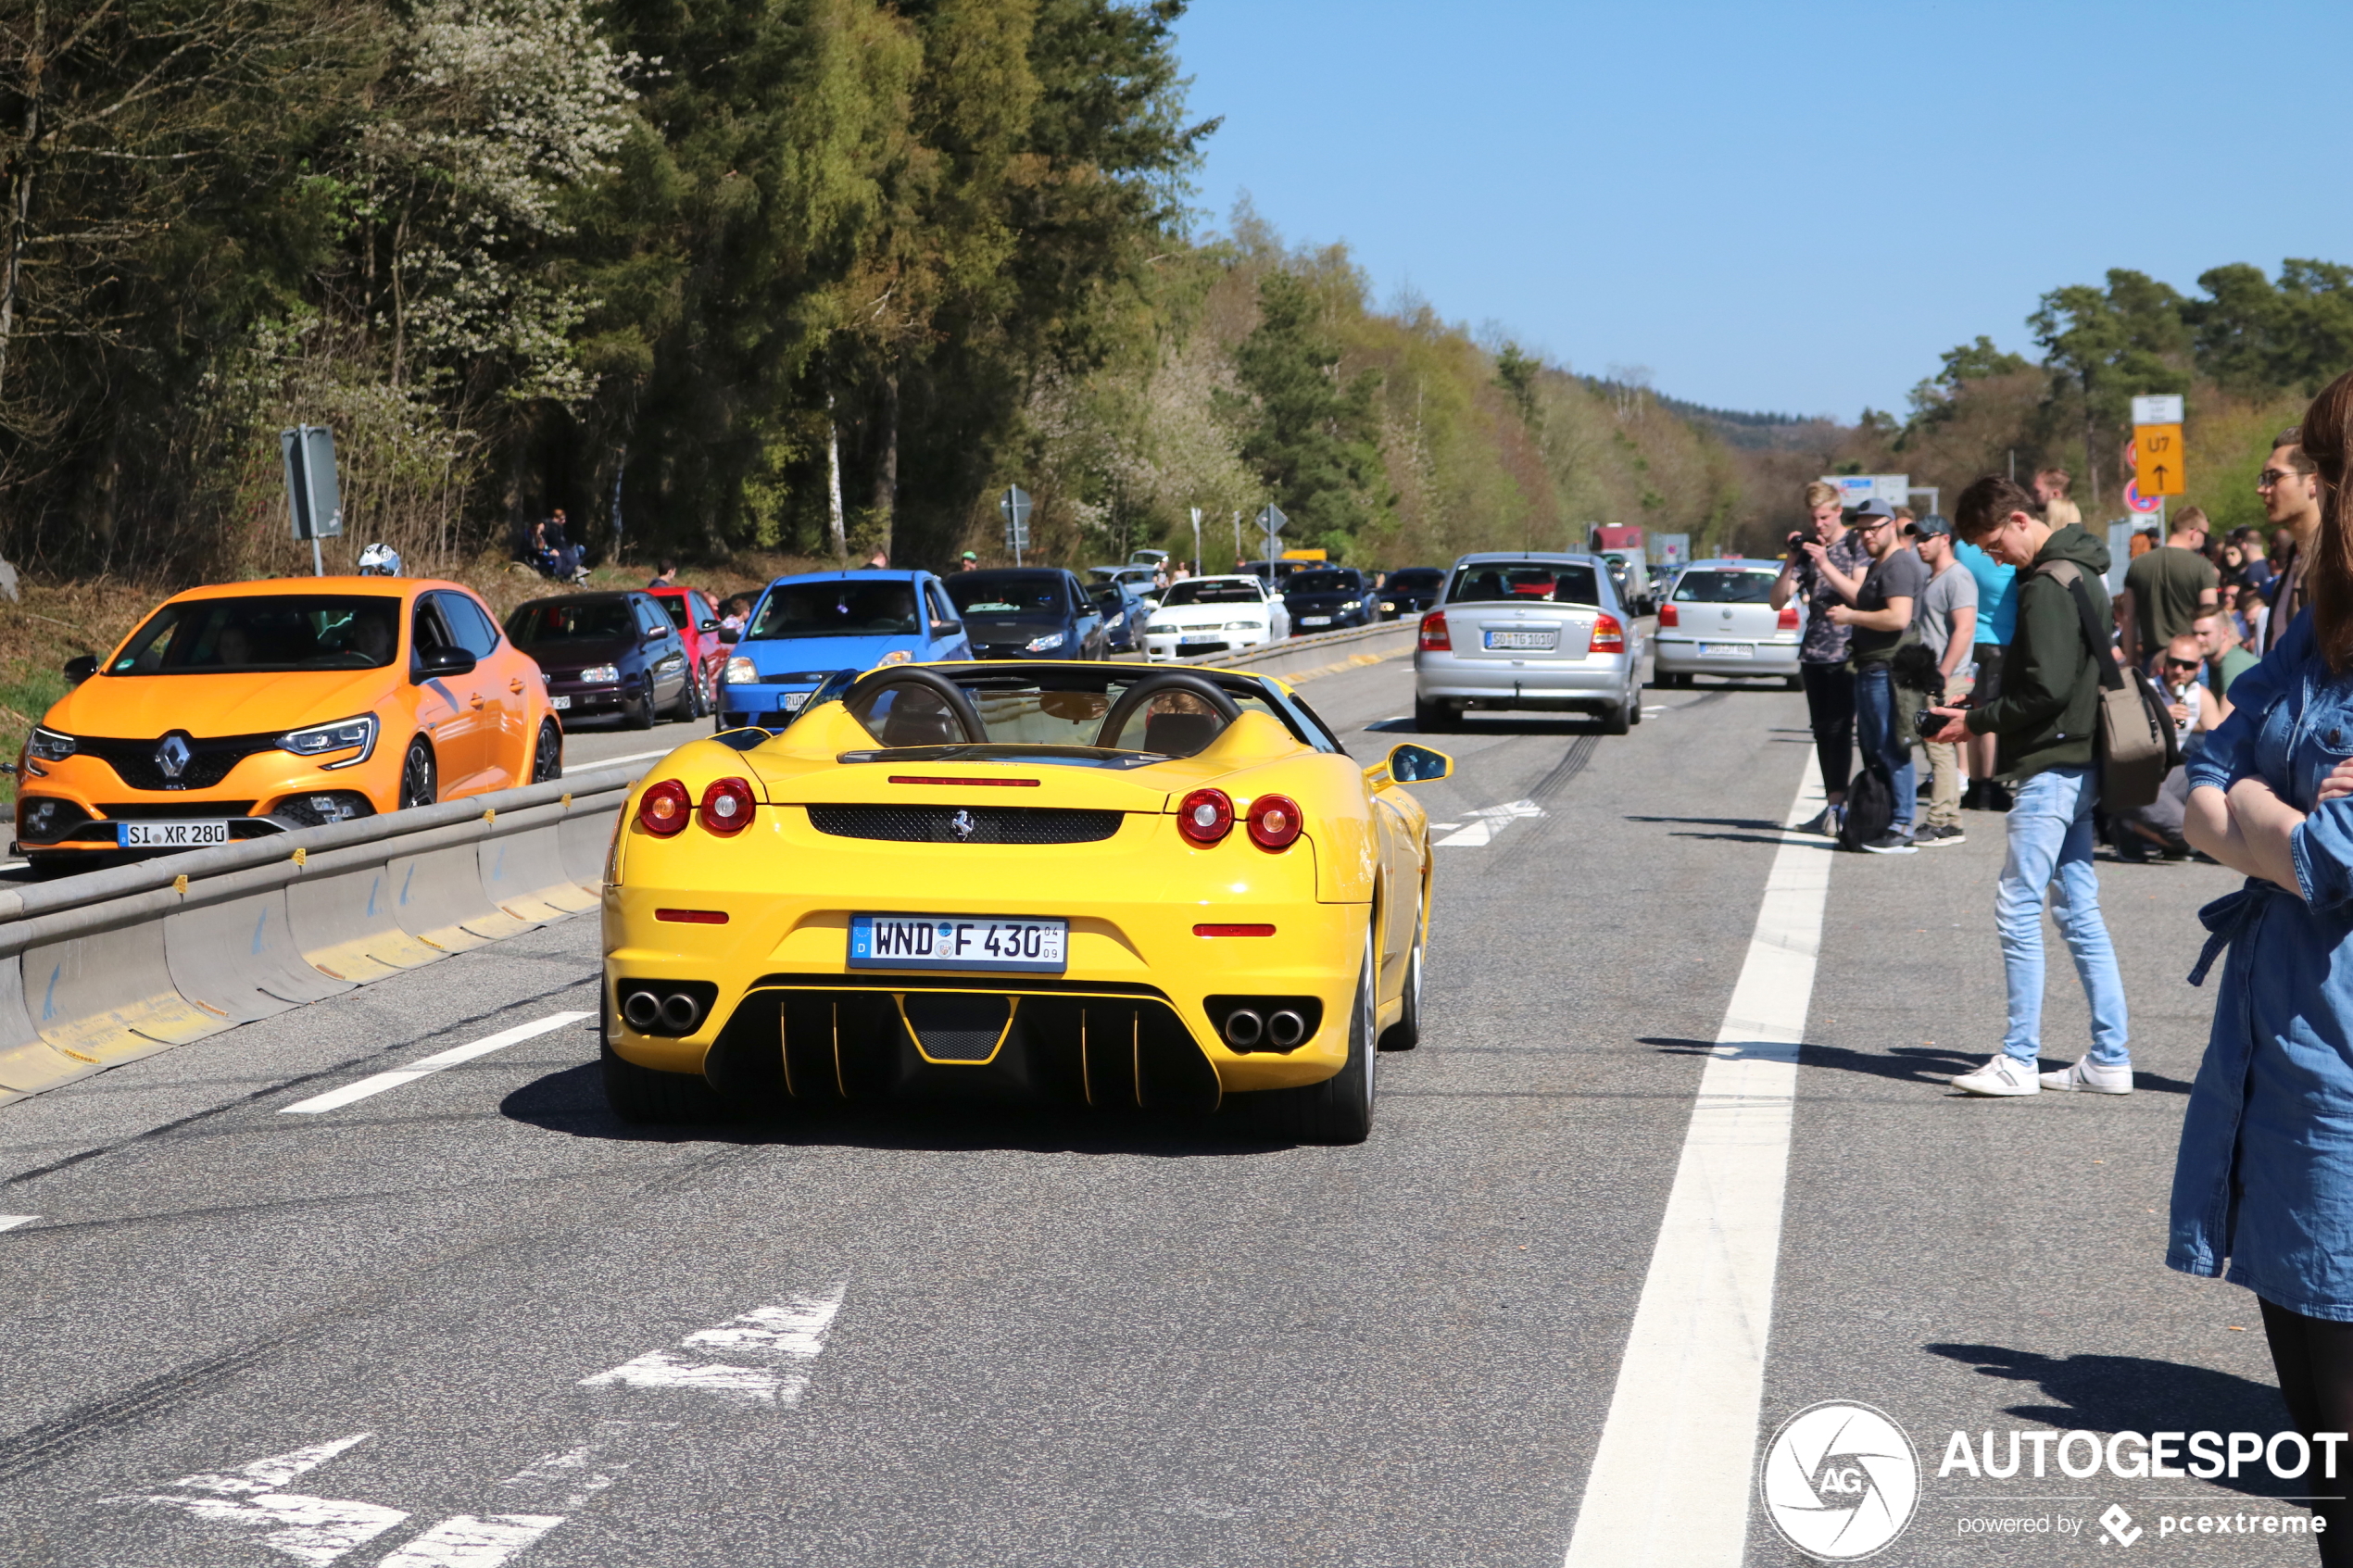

{"left": 1926, "top": 475, "right": 2133, "bottom": 1098}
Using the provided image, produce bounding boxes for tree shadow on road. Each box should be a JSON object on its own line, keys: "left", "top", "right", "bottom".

{"left": 1643, "top": 1035, "right": 2193, "bottom": 1094}
{"left": 500, "top": 1062, "right": 1302, "bottom": 1158}
{"left": 1922, "top": 1342, "right": 2305, "bottom": 1501}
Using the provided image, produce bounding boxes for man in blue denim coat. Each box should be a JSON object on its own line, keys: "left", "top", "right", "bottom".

{"left": 1926, "top": 475, "right": 2133, "bottom": 1097}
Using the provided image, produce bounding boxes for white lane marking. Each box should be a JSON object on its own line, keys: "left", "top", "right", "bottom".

{"left": 582, "top": 1286, "right": 846, "bottom": 1406}
{"left": 281, "top": 1012, "right": 593, "bottom": 1115}
{"left": 495, "top": 1421, "right": 649, "bottom": 1511}
{"left": 377, "top": 1513, "right": 565, "bottom": 1568}
{"left": 121, "top": 1433, "right": 409, "bottom": 1567}
{"left": 1562, "top": 754, "right": 1829, "bottom": 1568}
{"left": 0, "top": 1214, "right": 37, "bottom": 1232}
{"left": 1434, "top": 798, "right": 1543, "bottom": 847}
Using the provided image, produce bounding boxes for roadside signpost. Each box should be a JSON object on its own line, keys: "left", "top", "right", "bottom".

{"left": 1189, "top": 507, "right": 1202, "bottom": 576}
{"left": 281, "top": 424, "right": 343, "bottom": 577}
{"left": 1256, "top": 503, "right": 1286, "bottom": 571}
{"left": 1819, "top": 473, "right": 1909, "bottom": 513}
{"left": 2131, "top": 394, "right": 2185, "bottom": 501}
{"left": 999, "top": 484, "right": 1033, "bottom": 567}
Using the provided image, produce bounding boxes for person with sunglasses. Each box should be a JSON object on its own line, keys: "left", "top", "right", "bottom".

{"left": 2116, "top": 634, "right": 2220, "bottom": 863}
{"left": 1820, "top": 498, "right": 1926, "bottom": 853}
{"left": 2259, "top": 430, "right": 2322, "bottom": 655}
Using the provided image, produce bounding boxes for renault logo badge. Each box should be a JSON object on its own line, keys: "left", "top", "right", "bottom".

{"left": 950, "top": 809, "right": 976, "bottom": 840}
{"left": 156, "top": 732, "right": 192, "bottom": 782}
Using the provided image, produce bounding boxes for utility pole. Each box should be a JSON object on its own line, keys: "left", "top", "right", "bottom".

{"left": 1189, "top": 507, "right": 1202, "bottom": 575}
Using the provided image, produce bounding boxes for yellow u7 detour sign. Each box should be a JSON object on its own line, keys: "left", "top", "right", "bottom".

{"left": 2134, "top": 423, "right": 2185, "bottom": 496}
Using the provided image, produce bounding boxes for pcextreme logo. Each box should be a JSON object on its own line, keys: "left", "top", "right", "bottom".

{"left": 1760, "top": 1401, "right": 1922, "bottom": 1562}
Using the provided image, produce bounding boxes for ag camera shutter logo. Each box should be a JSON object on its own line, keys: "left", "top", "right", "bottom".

{"left": 1760, "top": 1400, "right": 1920, "bottom": 1561}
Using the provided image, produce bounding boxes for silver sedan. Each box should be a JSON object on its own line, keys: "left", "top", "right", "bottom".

{"left": 1411, "top": 552, "right": 1645, "bottom": 734}
{"left": 1650, "top": 558, "right": 1804, "bottom": 688}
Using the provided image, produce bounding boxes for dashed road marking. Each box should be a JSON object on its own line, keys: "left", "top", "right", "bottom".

{"left": 281, "top": 1012, "right": 593, "bottom": 1115}
{"left": 120, "top": 1433, "right": 409, "bottom": 1567}
{"left": 1562, "top": 755, "right": 1829, "bottom": 1568}
{"left": 582, "top": 1286, "right": 847, "bottom": 1406}
{"left": 1433, "top": 799, "right": 1544, "bottom": 847}
{"left": 0, "top": 1215, "right": 36, "bottom": 1232}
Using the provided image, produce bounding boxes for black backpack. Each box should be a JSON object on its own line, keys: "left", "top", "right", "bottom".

{"left": 1838, "top": 763, "right": 1895, "bottom": 851}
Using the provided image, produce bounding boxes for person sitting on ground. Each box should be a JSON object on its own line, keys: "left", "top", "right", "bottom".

{"left": 2116, "top": 633, "right": 2218, "bottom": 863}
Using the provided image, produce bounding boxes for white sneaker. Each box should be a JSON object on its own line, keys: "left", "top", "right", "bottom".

{"left": 1952, "top": 1054, "right": 2041, "bottom": 1097}
{"left": 2039, "top": 1059, "right": 2133, "bottom": 1094}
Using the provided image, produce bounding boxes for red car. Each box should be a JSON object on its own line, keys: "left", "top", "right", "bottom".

{"left": 646, "top": 586, "right": 730, "bottom": 710}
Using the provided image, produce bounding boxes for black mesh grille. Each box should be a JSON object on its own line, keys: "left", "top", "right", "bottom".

{"left": 76, "top": 733, "right": 280, "bottom": 791}
{"left": 806, "top": 804, "right": 1122, "bottom": 845}
{"left": 904, "top": 993, "right": 1008, "bottom": 1061}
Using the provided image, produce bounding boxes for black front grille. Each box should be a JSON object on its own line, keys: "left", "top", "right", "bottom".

{"left": 806, "top": 804, "right": 1123, "bottom": 845}
{"left": 77, "top": 733, "right": 280, "bottom": 791}
{"left": 97, "top": 801, "right": 257, "bottom": 820}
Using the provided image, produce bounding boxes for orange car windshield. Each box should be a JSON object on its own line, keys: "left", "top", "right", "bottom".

{"left": 108, "top": 595, "right": 399, "bottom": 676}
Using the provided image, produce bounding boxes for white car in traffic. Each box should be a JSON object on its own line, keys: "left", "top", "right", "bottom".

{"left": 1140, "top": 574, "right": 1290, "bottom": 660}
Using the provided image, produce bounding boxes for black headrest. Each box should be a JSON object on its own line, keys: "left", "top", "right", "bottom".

{"left": 1142, "top": 710, "right": 1221, "bottom": 757}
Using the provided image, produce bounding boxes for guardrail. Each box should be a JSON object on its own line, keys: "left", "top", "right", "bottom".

{"left": 0, "top": 761, "right": 640, "bottom": 1107}
{"left": 0, "top": 617, "right": 1421, "bottom": 1110}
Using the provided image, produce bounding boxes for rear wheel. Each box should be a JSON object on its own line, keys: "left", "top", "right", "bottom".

{"left": 599, "top": 994, "right": 727, "bottom": 1123}
{"left": 398, "top": 737, "right": 437, "bottom": 809}
{"left": 1601, "top": 701, "right": 1631, "bottom": 736}
{"left": 530, "top": 719, "right": 562, "bottom": 784}
{"left": 1415, "top": 696, "right": 1454, "bottom": 733}
{"left": 1263, "top": 926, "right": 1378, "bottom": 1144}
{"left": 1628, "top": 686, "right": 1644, "bottom": 725}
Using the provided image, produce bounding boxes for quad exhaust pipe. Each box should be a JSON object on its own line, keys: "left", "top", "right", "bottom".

{"left": 623, "top": 989, "right": 705, "bottom": 1035}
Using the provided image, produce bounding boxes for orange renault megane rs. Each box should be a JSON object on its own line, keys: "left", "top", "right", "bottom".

{"left": 13, "top": 576, "right": 562, "bottom": 872}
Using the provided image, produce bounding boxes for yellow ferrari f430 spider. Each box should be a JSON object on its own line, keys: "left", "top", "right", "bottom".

{"left": 600, "top": 661, "right": 1451, "bottom": 1142}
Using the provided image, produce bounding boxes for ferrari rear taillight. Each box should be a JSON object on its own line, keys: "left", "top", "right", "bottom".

{"left": 698, "top": 776, "right": 756, "bottom": 835}
{"left": 637, "top": 779, "right": 691, "bottom": 837}
{"left": 1178, "top": 787, "right": 1234, "bottom": 847}
{"left": 1417, "top": 610, "right": 1451, "bottom": 651}
{"left": 1658, "top": 602, "right": 1680, "bottom": 628}
{"left": 1246, "top": 794, "right": 1302, "bottom": 851}
{"left": 1589, "top": 613, "right": 1626, "bottom": 654}
{"left": 1777, "top": 603, "right": 1801, "bottom": 631}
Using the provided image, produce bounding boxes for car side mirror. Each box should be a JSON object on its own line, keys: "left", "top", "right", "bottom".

{"left": 698, "top": 618, "right": 721, "bottom": 633}
{"left": 62, "top": 654, "right": 97, "bottom": 685}
{"left": 415, "top": 646, "right": 476, "bottom": 681}
{"left": 718, "top": 627, "right": 741, "bottom": 645}
{"left": 1387, "top": 743, "right": 1453, "bottom": 784}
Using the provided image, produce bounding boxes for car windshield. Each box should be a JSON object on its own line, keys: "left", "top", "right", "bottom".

{"left": 508, "top": 599, "right": 635, "bottom": 644}
{"left": 747, "top": 582, "right": 921, "bottom": 639}
{"left": 947, "top": 573, "right": 1067, "bottom": 617}
{"left": 1287, "top": 571, "right": 1355, "bottom": 594}
{"left": 1161, "top": 580, "right": 1261, "bottom": 607}
{"left": 1674, "top": 570, "right": 1779, "bottom": 604}
{"left": 108, "top": 595, "right": 401, "bottom": 675}
{"left": 848, "top": 669, "right": 1314, "bottom": 759}
{"left": 1446, "top": 564, "right": 1602, "bottom": 605}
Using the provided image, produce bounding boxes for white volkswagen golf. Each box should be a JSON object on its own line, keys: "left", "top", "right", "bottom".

{"left": 1139, "top": 574, "right": 1290, "bottom": 660}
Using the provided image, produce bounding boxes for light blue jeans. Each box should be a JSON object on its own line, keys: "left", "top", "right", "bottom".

{"left": 1852, "top": 664, "right": 1917, "bottom": 830}
{"left": 1996, "top": 764, "right": 2130, "bottom": 1065}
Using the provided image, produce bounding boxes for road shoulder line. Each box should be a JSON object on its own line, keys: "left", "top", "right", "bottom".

{"left": 1562, "top": 754, "right": 1827, "bottom": 1567}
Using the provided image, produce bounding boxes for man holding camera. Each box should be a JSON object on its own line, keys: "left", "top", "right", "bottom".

{"left": 1773, "top": 481, "right": 1872, "bottom": 836}
{"left": 1927, "top": 476, "right": 2132, "bottom": 1097}
{"left": 1817, "top": 498, "right": 1924, "bottom": 853}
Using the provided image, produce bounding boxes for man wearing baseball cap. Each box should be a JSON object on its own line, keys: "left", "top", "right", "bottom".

{"left": 1818, "top": 497, "right": 1926, "bottom": 852}
{"left": 1906, "top": 514, "right": 1979, "bottom": 845}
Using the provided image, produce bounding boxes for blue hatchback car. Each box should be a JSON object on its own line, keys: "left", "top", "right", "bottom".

{"left": 716, "top": 570, "right": 972, "bottom": 731}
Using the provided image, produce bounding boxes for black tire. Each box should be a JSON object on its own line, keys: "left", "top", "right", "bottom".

{"left": 1263, "top": 926, "right": 1378, "bottom": 1144}
{"left": 1601, "top": 701, "right": 1631, "bottom": 736}
{"left": 625, "top": 673, "right": 657, "bottom": 730}
{"left": 398, "top": 737, "right": 437, "bottom": 809}
{"left": 599, "top": 994, "right": 727, "bottom": 1123}
{"left": 1628, "top": 688, "right": 1644, "bottom": 726}
{"left": 1414, "top": 696, "right": 1454, "bottom": 733}
{"left": 530, "top": 719, "right": 563, "bottom": 784}
{"left": 674, "top": 666, "right": 704, "bottom": 721}
{"left": 1378, "top": 890, "right": 1425, "bottom": 1052}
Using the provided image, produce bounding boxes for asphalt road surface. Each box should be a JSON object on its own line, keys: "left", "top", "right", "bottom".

{"left": 0, "top": 655, "right": 2319, "bottom": 1566}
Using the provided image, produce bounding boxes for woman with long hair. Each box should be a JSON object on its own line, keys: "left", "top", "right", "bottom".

{"left": 2178, "top": 368, "right": 2353, "bottom": 1563}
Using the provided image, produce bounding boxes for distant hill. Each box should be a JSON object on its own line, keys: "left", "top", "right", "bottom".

{"left": 1582, "top": 377, "right": 1838, "bottom": 452}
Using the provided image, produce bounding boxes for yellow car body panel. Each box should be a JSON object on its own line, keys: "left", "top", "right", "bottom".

{"left": 601, "top": 663, "right": 1441, "bottom": 1113}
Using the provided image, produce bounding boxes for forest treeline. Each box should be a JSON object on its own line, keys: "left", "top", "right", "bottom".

{"left": 0, "top": 0, "right": 1741, "bottom": 582}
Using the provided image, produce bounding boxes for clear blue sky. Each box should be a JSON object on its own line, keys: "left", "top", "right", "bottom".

{"left": 1173, "top": 0, "right": 2353, "bottom": 421}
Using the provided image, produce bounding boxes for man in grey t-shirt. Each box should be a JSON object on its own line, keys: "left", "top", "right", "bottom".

{"left": 1907, "top": 515, "right": 1979, "bottom": 844}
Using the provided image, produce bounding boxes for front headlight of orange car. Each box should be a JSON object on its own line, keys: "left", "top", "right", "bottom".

{"left": 26, "top": 726, "right": 76, "bottom": 761}
{"left": 278, "top": 713, "right": 379, "bottom": 769}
